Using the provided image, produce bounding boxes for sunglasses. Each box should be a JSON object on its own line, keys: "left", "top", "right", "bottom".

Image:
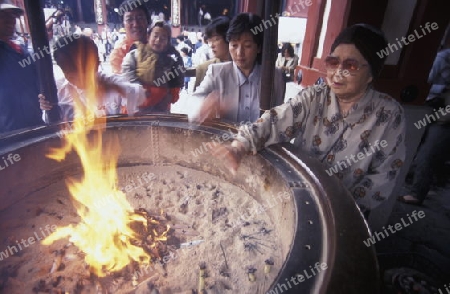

{"left": 324, "top": 56, "right": 368, "bottom": 74}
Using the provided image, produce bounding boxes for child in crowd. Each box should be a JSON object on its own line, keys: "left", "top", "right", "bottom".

{"left": 39, "top": 35, "right": 145, "bottom": 122}
{"left": 121, "top": 20, "right": 185, "bottom": 113}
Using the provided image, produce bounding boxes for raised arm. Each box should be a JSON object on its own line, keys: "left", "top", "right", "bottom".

{"left": 187, "top": 64, "right": 219, "bottom": 122}
{"left": 212, "top": 86, "right": 317, "bottom": 174}
{"left": 110, "top": 40, "right": 130, "bottom": 75}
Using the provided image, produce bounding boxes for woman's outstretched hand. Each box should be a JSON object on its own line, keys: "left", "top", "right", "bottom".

{"left": 210, "top": 141, "right": 246, "bottom": 175}
{"left": 189, "top": 91, "right": 220, "bottom": 124}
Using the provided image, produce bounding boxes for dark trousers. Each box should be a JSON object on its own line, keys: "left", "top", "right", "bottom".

{"left": 410, "top": 123, "right": 450, "bottom": 202}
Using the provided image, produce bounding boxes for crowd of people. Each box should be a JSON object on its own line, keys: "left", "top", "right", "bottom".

{"left": 2, "top": 0, "right": 449, "bottom": 220}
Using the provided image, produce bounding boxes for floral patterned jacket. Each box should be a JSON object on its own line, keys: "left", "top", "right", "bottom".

{"left": 235, "top": 84, "right": 406, "bottom": 212}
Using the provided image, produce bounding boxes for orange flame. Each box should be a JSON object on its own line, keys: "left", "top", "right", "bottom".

{"left": 42, "top": 49, "right": 150, "bottom": 276}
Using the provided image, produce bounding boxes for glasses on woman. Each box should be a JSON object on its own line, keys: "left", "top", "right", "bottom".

{"left": 325, "top": 56, "right": 368, "bottom": 74}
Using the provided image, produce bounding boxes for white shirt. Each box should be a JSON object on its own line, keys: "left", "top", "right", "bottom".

{"left": 43, "top": 72, "right": 145, "bottom": 123}
{"left": 188, "top": 62, "right": 277, "bottom": 124}
{"left": 234, "top": 63, "right": 261, "bottom": 123}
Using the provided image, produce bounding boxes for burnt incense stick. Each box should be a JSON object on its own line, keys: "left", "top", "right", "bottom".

{"left": 247, "top": 267, "right": 257, "bottom": 282}
{"left": 219, "top": 241, "right": 229, "bottom": 270}
{"left": 264, "top": 258, "right": 274, "bottom": 274}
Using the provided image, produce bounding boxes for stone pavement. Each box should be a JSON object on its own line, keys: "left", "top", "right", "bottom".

{"left": 375, "top": 178, "right": 450, "bottom": 292}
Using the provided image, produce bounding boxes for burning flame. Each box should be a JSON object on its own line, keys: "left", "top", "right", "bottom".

{"left": 42, "top": 48, "right": 151, "bottom": 277}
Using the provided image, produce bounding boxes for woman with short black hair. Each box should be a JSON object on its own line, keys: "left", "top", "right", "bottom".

{"left": 190, "top": 13, "right": 285, "bottom": 124}
{"left": 193, "top": 16, "right": 232, "bottom": 91}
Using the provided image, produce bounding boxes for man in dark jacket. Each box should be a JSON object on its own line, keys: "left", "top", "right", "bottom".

{"left": 0, "top": 2, "right": 44, "bottom": 135}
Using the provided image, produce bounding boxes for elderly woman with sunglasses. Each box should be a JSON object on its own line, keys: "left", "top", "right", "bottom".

{"left": 213, "top": 24, "right": 406, "bottom": 217}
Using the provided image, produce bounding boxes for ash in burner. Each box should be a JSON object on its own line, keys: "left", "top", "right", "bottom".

{"left": 0, "top": 165, "right": 287, "bottom": 293}
{"left": 129, "top": 208, "right": 175, "bottom": 260}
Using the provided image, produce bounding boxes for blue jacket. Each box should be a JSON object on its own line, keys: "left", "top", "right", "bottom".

{"left": 426, "top": 48, "right": 450, "bottom": 102}
{"left": 0, "top": 40, "right": 43, "bottom": 135}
